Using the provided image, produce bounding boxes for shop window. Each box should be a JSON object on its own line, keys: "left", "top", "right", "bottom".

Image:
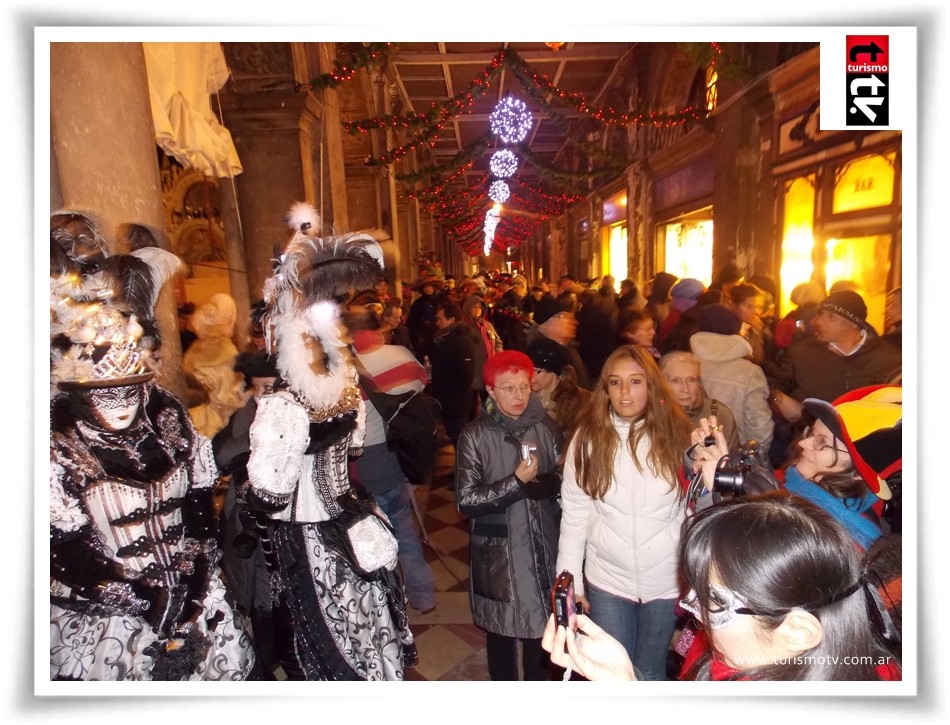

{"left": 607, "top": 223, "right": 628, "bottom": 282}
{"left": 825, "top": 234, "right": 892, "bottom": 334}
{"left": 660, "top": 217, "right": 713, "bottom": 284}
{"left": 779, "top": 175, "right": 816, "bottom": 317}
{"left": 832, "top": 152, "right": 896, "bottom": 214}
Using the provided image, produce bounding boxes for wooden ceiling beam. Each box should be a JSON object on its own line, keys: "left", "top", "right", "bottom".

{"left": 392, "top": 46, "right": 631, "bottom": 65}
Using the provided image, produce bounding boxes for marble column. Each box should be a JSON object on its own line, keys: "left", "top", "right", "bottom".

{"left": 50, "top": 41, "right": 186, "bottom": 399}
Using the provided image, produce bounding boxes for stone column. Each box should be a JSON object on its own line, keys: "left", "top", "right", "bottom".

{"left": 50, "top": 42, "right": 186, "bottom": 399}
{"left": 220, "top": 90, "right": 323, "bottom": 302}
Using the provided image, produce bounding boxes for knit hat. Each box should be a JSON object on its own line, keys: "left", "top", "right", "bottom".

{"left": 533, "top": 296, "right": 570, "bottom": 325}
{"left": 803, "top": 385, "right": 902, "bottom": 500}
{"left": 697, "top": 304, "right": 742, "bottom": 336}
{"left": 526, "top": 337, "right": 571, "bottom": 376}
{"left": 671, "top": 278, "right": 705, "bottom": 312}
{"left": 818, "top": 290, "right": 872, "bottom": 331}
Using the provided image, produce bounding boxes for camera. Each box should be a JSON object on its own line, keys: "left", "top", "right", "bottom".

{"left": 520, "top": 441, "right": 538, "bottom": 462}
{"left": 712, "top": 441, "right": 779, "bottom": 497}
{"left": 551, "top": 570, "right": 578, "bottom": 632}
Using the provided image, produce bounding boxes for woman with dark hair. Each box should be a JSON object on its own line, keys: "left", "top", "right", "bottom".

{"left": 730, "top": 282, "right": 769, "bottom": 367}
{"left": 555, "top": 344, "right": 692, "bottom": 680}
{"left": 543, "top": 491, "right": 900, "bottom": 681}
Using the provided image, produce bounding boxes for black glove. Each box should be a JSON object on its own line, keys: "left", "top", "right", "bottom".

{"left": 518, "top": 471, "right": 561, "bottom": 500}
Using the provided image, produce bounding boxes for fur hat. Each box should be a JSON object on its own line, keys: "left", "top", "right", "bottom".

{"left": 803, "top": 385, "right": 902, "bottom": 500}
{"left": 526, "top": 337, "right": 571, "bottom": 376}
{"left": 697, "top": 304, "right": 742, "bottom": 336}
{"left": 818, "top": 290, "right": 872, "bottom": 331}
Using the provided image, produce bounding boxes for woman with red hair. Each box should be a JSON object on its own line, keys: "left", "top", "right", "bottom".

{"left": 455, "top": 350, "right": 564, "bottom": 680}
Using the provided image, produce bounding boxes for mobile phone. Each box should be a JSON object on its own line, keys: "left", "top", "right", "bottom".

{"left": 521, "top": 441, "right": 538, "bottom": 462}
{"left": 551, "top": 570, "right": 578, "bottom": 632}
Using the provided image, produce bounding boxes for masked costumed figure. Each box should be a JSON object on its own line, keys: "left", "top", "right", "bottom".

{"left": 245, "top": 203, "right": 417, "bottom": 680}
{"left": 49, "top": 216, "right": 256, "bottom": 680}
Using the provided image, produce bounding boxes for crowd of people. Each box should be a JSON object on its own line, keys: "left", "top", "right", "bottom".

{"left": 49, "top": 206, "right": 904, "bottom": 683}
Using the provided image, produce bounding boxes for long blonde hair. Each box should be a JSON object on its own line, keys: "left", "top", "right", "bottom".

{"left": 570, "top": 345, "right": 691, "bottom": 500}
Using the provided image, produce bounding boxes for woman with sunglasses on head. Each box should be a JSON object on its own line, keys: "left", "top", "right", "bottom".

{"left": 555, "top": 344, "right": 693, "bottom": 680}
{"left": 690, "top": 384, "right": 902, "bottom": 551}
{"left": 543, "top": 491, "right": 901, "bottom": 681}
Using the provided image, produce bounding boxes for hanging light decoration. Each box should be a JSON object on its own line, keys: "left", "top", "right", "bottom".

{"left": 483, "top": 206, "right": 502, "bottom": 256}
{"left": 489, "top": 149, "right": 519, "bottom": 178}
{"left": 488, "top": 180, "right": 511, "bottom": 204}
{"left": 490, "top": 96, "right": 532, "bottom": 144}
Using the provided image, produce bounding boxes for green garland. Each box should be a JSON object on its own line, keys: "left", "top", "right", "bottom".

{"left": 260, "top": 42, "right": 395, "bottom": 93}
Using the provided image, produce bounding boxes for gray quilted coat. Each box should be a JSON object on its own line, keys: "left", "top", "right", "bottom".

{"left": 455, "top": 397, "right": 563, "bottom": 638}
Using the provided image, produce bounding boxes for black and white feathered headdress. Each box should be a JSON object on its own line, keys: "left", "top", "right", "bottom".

{"left": 262, "top": 203, "right": 384, "bottom": 414}
{"left": 50, "top": 214, "right": 182, "bottom": 389}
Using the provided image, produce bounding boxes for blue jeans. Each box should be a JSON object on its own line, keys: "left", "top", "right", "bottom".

{"left": 373, "top": 481, "right": 437, "bottom": 611}
{"left": 585, "top": 582, "right": 678, "bottom": 681}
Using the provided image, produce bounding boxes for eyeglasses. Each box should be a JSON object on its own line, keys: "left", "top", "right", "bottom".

{"left": 679, "top": 585, "right": 757, "bottom": 629}
{"left": 494, "top": 384, "right": 532, "bottom": 397}
{"left": 802, "top": 426, "right": 849, "bottom": 455}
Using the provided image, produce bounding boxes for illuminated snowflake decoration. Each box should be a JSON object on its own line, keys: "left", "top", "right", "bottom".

{"left": 489, "top": 149, "right": 519, "bottom": 178}
{"left": 490, "top": 96, "right": 532, "bottom": 144}
{"left": 488, "top": 180, "right": 511, "bottom": 204}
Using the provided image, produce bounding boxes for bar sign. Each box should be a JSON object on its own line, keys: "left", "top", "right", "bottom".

{"left": 846, "top": 35, "right": 889, "bottom": 126}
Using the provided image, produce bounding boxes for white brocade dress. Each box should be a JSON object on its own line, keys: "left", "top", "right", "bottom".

{"left": 246, "top": 387, "right": 415, "bottom": 680}
{"left": 49, "top": 387, "right": 255, "bottom": 681}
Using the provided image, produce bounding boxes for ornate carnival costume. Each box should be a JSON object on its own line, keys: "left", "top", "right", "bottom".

{"left": 49, "top": 212, "right": 255, "bottom": 680}
{"left": 245, "top": 204, "right": 416, "bottom": 680}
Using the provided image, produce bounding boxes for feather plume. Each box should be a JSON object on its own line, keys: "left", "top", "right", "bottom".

{"left": 130, "top": 247, "right": 183, "bottom": 308}
{"left": 95, "top": 248, "right": 181, "bottom": 326}
{"left": 284, "top": 202, "right": 322, "bottom": 236}
{"left": 279, "top": 233, "right": 384, "bottom": 312}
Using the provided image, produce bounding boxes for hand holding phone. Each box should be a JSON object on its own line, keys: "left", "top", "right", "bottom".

{"left": 551, "top": 570, "right": 578, "bottom": 633}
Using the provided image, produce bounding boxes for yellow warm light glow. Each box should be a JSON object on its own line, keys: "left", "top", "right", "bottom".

{"left": 608, "top": 224, "right": 628, "bottom": 282}
{"left": 833, "top": 152, "right": 896, "bottom": 214}
{"left": 493, "top": 203, "right": 503, "bottom": 213}
{"left": 663, "top": 219, "right": 713, "bottom": 284}
{"left": 779, "top": 176, "right": 816, "bottom": 317}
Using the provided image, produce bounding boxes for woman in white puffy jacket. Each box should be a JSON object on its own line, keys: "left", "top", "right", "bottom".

{"left": 556, "top": 344, "right": 692, "bottom": 680}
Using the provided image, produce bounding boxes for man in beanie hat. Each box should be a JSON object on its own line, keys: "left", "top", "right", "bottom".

{"left": 689, "top": 304, "right": 773, "bottom": 457}
{"left": 771, "top": 289, "right": 901, "bottom": 423}
{"left": 525, "top": 298, "right": 591, "bottom": 390}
